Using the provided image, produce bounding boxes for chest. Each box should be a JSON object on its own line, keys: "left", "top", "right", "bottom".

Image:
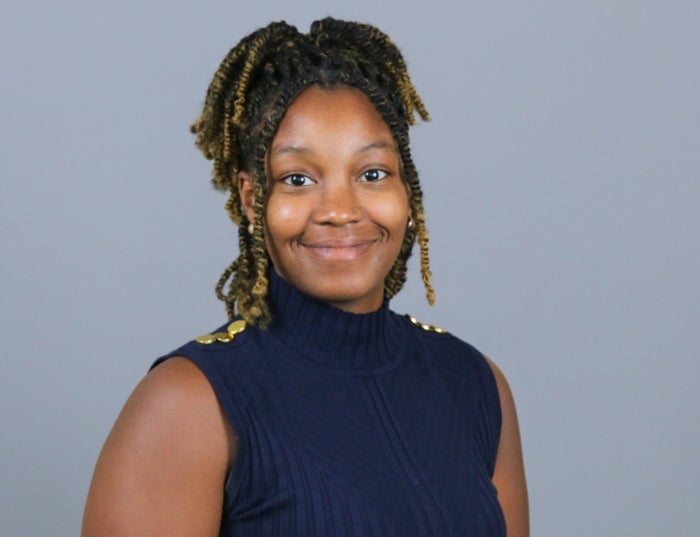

{"left": 224, "top": 357, "right": 506, "bottom": 537}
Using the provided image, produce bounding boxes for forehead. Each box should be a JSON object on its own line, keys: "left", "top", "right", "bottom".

{"left": 270, "top": 85, "right": 395, "bottom": 151}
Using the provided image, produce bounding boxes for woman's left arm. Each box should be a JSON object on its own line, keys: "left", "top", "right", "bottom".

{"left": 487, "top": 357, "right": 530, "bottom": 537}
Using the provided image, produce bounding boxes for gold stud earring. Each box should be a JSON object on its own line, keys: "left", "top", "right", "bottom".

{"left": 407, "top": 217, "right": 415, "bottom": 229}
{"left": 248, "top": 223, "right": 254, "bottom": 234}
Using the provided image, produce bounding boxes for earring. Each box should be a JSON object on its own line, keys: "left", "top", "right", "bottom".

{"left": 407, "top": 217, "right": 415, "bottom": 229}
{"left": 247, "top": 223, "right": 254, "bottom": 234}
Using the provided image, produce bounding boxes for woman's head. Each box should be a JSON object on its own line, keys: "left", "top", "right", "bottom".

{"left": 191, "top": 18, "right": 434, "bottom": 325}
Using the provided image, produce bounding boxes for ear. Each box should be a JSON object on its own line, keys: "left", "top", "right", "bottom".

{"left": 237, "top": 171, "right": 256, "bottom": 225}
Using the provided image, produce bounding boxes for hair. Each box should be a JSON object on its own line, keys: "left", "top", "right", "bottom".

{"left": 191, "top": 17, "right": 434, "bottom": 326}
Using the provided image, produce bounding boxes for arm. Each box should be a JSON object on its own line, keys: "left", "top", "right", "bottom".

{"left": 487, "top": 357, "right": 529, "bottom": 537}
{"left": 82, "top": 357, "right": 234, "bottom": 537}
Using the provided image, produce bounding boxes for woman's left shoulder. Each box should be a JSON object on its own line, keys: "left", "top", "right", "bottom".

{"left": 401, "top": 313, "right": 493, "bottom": 371}
{"left": 482, "top": 355, "right": 515, "bottom": 407}
{"left": 482, "top": 354, "right": 530, "bottom": 537}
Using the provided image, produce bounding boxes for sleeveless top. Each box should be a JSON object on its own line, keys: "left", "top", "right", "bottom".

{"left": 154, "top": 273, "right": 506, "bottom": 536}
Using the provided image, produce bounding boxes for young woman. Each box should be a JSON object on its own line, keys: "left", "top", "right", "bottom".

{"left": 82, "top": 18, "right": 528, "bottom": 537}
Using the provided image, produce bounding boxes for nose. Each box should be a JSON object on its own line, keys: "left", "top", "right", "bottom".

{"left": 313, "top": 178, "right": 362, "bottom": 225}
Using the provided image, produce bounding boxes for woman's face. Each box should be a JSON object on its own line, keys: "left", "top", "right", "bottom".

{"left": 239, "top": 85, "right": 410, "bottom": 313}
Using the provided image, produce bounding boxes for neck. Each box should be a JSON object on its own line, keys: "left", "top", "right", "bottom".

{"left": 266, "top": 271, "right": 406, "bottom": 374}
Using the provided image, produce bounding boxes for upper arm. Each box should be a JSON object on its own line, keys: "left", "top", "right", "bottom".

{"left": 82, "top": 357, "right": 234, "bottom": 537}
{"left": 486, "top": 356, "right": 529, "bottom": 537}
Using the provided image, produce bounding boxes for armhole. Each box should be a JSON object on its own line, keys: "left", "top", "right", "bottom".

{"left": 475, "top": 351, "right": 503, "bottom": 476}
{"left": 151, "top": 350, "right": 248, "bottom": 520}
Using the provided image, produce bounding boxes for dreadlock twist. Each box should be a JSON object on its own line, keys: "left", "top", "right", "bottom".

{"left": 192, "top": 17, "right": 434, "bottom": 326}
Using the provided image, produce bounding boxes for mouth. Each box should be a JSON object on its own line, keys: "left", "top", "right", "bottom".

{"left": 299, "top": 237, "right": 379, "bottom": 261}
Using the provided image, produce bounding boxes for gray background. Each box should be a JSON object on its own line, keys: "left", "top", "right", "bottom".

{"left": 2, "top": 1, "right": 698, "bottom": 536}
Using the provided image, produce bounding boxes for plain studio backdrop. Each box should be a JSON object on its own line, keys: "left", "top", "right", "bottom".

{"left": 1, "top": 1, "right": 698, "bottom": 535}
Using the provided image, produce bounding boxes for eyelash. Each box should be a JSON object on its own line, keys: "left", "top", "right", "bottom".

{"left": 280, "top": 168, "right": 389, "bottom": 186}
{"left": 363, "top": 169, "right": 390, "bottom": 182}
{"left": 282, "top": 174, "right": 316, "bottom": 187}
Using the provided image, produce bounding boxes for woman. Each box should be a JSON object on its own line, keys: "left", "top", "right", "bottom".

{"left": 82, "top": 18, "right": 528, "bottom": 537}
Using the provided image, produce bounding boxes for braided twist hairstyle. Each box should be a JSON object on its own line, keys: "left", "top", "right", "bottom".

{"left": 191, "top": 17, "right": 434, "bottom": 326}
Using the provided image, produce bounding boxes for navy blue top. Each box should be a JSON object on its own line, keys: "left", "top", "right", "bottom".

{"left": 154, "top": 273, "right": 506, "bottom": 536}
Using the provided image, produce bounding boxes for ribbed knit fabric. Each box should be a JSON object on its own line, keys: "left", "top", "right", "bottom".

{"left": 154, "top": 273, "right": 506, "bottom": 536}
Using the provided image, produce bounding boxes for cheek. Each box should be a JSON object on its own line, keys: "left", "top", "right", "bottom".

{"left": 264, "top": 196, "right": 304, "bottom": 245}
{"left": 372, "top": 190, "right": 410, "bottom": 232}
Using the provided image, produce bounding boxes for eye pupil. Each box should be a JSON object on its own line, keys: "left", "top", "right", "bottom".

{"left": 365, "top": 169, "right": 380, "bottom": 181}
{"left": 290, "top": 175, "right": 306, "bottom": 186}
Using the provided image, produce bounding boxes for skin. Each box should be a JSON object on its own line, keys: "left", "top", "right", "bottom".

{"left": 81, "top": 85, "right": 528, "bottom": 537}
{"left": 81, "top": 357, "right": 232, "bottom": 537}
{"left": 489, "top": 357, "right": 530, "bottom": 537}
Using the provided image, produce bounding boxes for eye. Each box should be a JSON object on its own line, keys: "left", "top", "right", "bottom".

{"left": 282, "top": 174, "right": 315, "bottom": 187}
{"left": 361, "top": 169, "right": 388, "bottom": 182}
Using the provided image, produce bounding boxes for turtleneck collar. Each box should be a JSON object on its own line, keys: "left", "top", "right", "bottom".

{"left": 266, "top": 271, "right": 406, "bottom": 374}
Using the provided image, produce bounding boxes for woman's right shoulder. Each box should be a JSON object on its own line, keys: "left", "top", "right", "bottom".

{"left": 146, "top": 355, "right": 214, "bottom": 397}
{"left": 82, "top": 357, "right": 234, "bottom": 537}
{"left": 137, "top": 356, "right": 225, "bottom": 416}
{"left": 113, "top": 356, "right": 236, "bottom": 467}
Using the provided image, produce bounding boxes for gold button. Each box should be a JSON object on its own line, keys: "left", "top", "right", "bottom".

{"left": 214, "top": 331, "right": 233, "bottom": 343}
{"left": 405, "top": 313, "right": 446, "bottom": 334}
{"left": 195, "top": 334, "right": 217, "bottom": 345}
{"left": 227, "top": 319, "right": 247, "bottom": 336}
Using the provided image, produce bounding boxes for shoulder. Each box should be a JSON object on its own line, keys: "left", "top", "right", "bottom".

{"left": 103, "top": 356, "right": 234, "bottom": 473}
{"left": 401, "top": 312, "right": 493, "bottom": 375}
{"left": 482, "top": 355, "right": 516, "bottom": 412}
{"left": 142, "top": 356, "right": 226, "bottom": 418}
{"left": 141, "top": 355, "right": 238, "bottom": 467}
{"left": 152, "top": 319, "right": 256, "bottom": 368}
{"left": 82, "top": 357, "right": 234, "bottom": 536}
{"left": 483, "top": 355, "right": 530, "bottom": 536}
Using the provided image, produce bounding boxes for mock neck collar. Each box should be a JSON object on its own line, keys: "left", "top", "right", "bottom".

{"left": 267, "top": 271, "right": 406, "bottom": 374}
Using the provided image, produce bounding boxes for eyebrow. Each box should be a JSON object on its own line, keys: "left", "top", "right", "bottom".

{"left": 270, "top": 145, "right": 310, "bottom": 157}
{"left": 270, "top": 140, "right": 396, "bottom": 158}
{"left": 357, "top": 140, "right": 395, "bottom": 153}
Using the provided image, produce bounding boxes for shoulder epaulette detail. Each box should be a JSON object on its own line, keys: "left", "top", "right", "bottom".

{"left": 195, "top": 319, "right": 247, "bottom": 345}
{"left": 405, "top": 314, "right": 446, "bottom": 334}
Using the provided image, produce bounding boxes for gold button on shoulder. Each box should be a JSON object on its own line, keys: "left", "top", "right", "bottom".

{"left": 405, "top": 314, "right": 447, "bottom": 335}
{"left": 195, "top": 319, "right": 248, "bottom": 346}
{"left": 227, "top": 319, "right": 247, "bottom": 336}
{"left": 214, "top": 331, "right": 233, "bottom": 343}
{"left": 195, "top": 333, "right": 217, "bottom": 345}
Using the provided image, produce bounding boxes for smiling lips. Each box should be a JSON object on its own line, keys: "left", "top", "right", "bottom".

{"left": 299, "top": 237, "right": 380, "bottom": 261}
